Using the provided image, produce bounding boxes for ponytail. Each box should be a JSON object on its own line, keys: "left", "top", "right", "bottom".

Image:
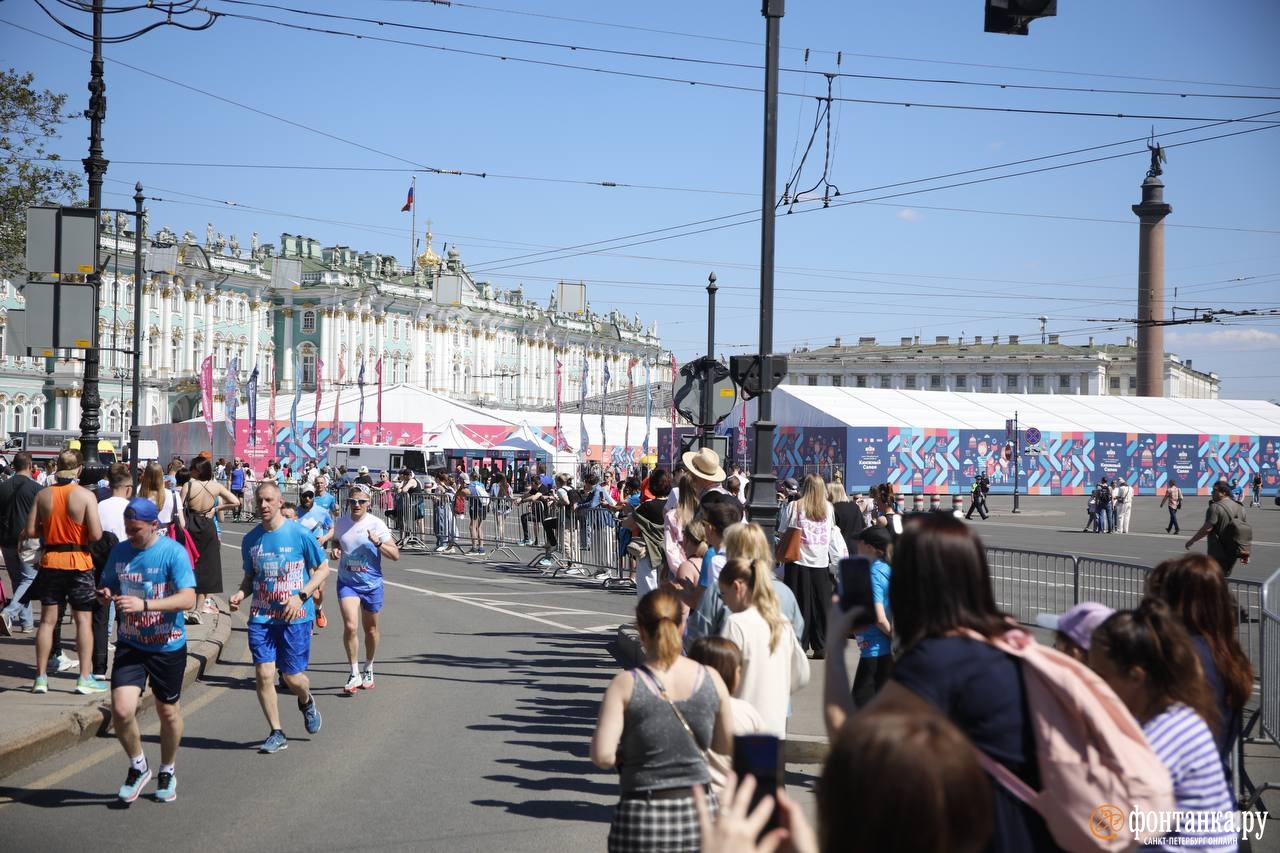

{"left": 721, "top": 523, "right": 790, "bottom": 653}
{"left": 636, "top": 589, "right": 683, "bottom": 667}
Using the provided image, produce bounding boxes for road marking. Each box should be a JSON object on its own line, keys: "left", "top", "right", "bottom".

{"left": 980, "top": 520, "right": 1280, "bottom": 548}
{"left": 383, "top": 579, "right": 609, "bottom": 633}
{"left": 404, "top": 567, "right": 552, "bottom": 587}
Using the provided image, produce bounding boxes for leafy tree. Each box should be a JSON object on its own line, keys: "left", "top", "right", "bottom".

{"left": 1, "top": 69, "right": 82, "bottom": 280}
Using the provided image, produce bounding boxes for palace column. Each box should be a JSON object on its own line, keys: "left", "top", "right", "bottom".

{"left": 281, "top": 308, "right": 294, "bottom": 389}
{"left": 159, "top": 280, "right": 174, "bottom": 376}
{"left": 181, "top": 286, "right": 196, "bottom": 373}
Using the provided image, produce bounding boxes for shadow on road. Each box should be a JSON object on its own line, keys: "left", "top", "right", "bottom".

{"left": 0, "top": 786, "right": 122, "bottom": 809}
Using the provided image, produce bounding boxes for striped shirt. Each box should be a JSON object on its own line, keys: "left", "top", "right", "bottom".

{"left": 1141, "top": 703, "right": 1238, "bottom": 852}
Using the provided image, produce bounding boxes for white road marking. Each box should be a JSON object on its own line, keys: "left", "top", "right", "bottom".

{"left": 383, "top": 579, "right": 609, "bottom": 633}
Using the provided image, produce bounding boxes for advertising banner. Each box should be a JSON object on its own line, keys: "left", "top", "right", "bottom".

{"left": 888, "top": 427, "right": 958, "bottom": 494}
{"left": 772, "top": 426, "right": 847, "bottom": 484}
{"left": 1261, "top": 436, "right": 1280, "bottom": 495}
{"left": 846, "top": 428, "right": 890, "bottom": 489}
{"left": 1025, "top": 431, "right": 1091, "bottom": 496}
{"left": 1166, "top": 434, "right": 1198, "bottom": 492}
{"left": 1094, "top": 432, "right": 1126, "bottom": 483}
{"left": 656, "top": 427, "right": 698, "bottom": 468}
{"left": 1198, "top": 434, "right": 1255, "bottom": 492}
{"left": 1121, "top": 434, "right": 1166, "bottom": 495}
{"left": 958, "top": 428, "right": 1007, "bottom": 491}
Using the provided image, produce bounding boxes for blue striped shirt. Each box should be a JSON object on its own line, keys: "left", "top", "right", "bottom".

{"left": 1141, "top": 703, "right": 1238, "bottom": 852}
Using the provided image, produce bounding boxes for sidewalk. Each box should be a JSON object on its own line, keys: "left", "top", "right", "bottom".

{"left": 0, "top": 600, "right": 233, "bottom": 779}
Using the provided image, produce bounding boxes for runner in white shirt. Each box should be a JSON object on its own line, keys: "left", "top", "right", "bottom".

{"left": 330, "top": 483, "right": 401, "bottom": 693}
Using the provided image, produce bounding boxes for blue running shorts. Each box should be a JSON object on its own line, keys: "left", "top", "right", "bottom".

{"left": 247, "top": 621, "right": 312, "bottom": 675}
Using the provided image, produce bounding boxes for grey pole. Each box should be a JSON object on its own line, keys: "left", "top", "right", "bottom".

{"left": 79, "top": 0, "right": 108, "bottom": 471}
{"left": 701, "top": 271, "right": 717, "bottom": 445}
{"left": 129, "top": 183, "right": 144, "bottom": 485}
{"left": 1012, "top": 410, "right": 1021, "bottom": 513}
{"left": 748, "top": 0, "right": 784, "bottom": 540}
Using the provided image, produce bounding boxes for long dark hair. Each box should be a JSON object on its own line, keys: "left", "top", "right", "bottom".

{"left": 1145, "top": 554, "right": 1253, "bottom": 716}
{"left": 889, "top": 513, "right": 1011, "bottom": 650}
{"left": 1093, "top": 600, "right": 1219, "bottom": 734}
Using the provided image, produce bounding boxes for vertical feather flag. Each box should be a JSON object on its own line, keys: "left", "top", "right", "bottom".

{"left": 312, "top": 358, "right": 324, "bottom": 453}
{"left": 375, "top": 357, "right": 384, "bottom": 444}
{"left": 579, "top": 357, "right": 589, "bottom": 459}
{"left": 200, "top": 355, "right": 214, "bottom": 444}
{"left": 600, "top": 362, "right": 610, "bottom": 463}
{"left": 356, "top": 361, "right": 366, "bottom": 444}
{"left": 554, "top": 356, "right": 567, "bottom": 452}
{"left": 246, "top": 366, "right": 259, "bottom": 447}
{"left": 642, "top": 359, "right": 652, "bottom": 457}
{"left": 223, "top": 357, "right": 239, "bottom": 439}
{"left": 290, "top": 351, "right": 303, "bottom": 462}
{"left": 329, "top": 355, "right": 345, "bottom": 445}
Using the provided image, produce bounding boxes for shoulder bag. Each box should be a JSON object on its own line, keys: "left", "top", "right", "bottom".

{"left": 775, "top": 507, "right": 802, "bottom": 564}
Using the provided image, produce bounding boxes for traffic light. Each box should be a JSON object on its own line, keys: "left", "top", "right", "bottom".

{"left": 984, "top": 0, "right": 1056, "bottom": 35}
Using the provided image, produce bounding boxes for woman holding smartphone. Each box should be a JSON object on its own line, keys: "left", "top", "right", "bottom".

{"left": 591, "top": 589, "right": 734, "bottom": 853}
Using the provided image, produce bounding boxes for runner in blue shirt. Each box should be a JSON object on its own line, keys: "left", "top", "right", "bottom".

{"left": 96, "top": 497, "right": 197, "bottom": 804}
{"left": 312, "top": 475, "right": 338, "bottom": 515}
{"left": 230, "top": 481, "right": 330, "bottom": 754}
{"left": 332, "top": 482, "right": 400, "bottom": 693}
{"left": 229, "top": 462, "right": 246, "bottom": 521}
{"left": 298, "top": 485, "right": 335, "bottom": 633}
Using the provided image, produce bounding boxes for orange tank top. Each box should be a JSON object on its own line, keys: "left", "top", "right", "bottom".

{"left": 41, "top": 484, "right": 93, "bottom": 571}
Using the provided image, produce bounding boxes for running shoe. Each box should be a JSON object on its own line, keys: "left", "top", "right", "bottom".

{"left": 117, "top": 767, "right": 152, "bottom": 803}
{"left": 31, "top": 675, "right": 48, "bottom": 694}
{"left": 55, "top": 653, "right": 79, "bottom": 673}
{"left": 361, "top": 670, "right": 375, "bottom": 690}
{"left": 301, "top": 697, "right": 322, "bottom": 734}
{"left": 259, "top": 730, "right": 288, "bottom": 754}
{"left": 517, "top": 539, "right": 531, "bottom": 546}
{"left": 315, "top": 608, "right": 327, "bottom": 629}
{"left": 75, "top": 675, "right": 109, "bottom": 694}
{"left": 536, "top": 557, "right": 556, "bottom": 568}
{"left": 153, "top": 771, "right": 177, "bottom": 803}
{"left": 594, "top": 570, "right": 612, "bottom": 581}
{"left": 473, "top": 547, "right": 486, "bottom": 555}
{"left": 564, "top": 567, "right": 587, "bottom": 577}
{"left": 0, "top": 611, "right": 12, "bottom": 637}
{"left": 343, "top": 673, "right": 361, "bottom": 694}
{"left": 434, "top": 544, "right": 449, "bottom": 552}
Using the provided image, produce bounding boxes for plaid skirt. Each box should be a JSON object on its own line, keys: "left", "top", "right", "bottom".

{"left": 607, "top": 790, "right": 718, "bottom": 853}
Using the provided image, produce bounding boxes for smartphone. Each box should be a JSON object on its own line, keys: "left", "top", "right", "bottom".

{"left": 733, "top": 734, "right": 782, "bottom": 836}
{"left": 838, "top": 556, "right": 875, "bottom": 629}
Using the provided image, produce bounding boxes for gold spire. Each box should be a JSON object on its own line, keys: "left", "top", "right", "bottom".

{"left": 417, "top": 219, "right": 442, "bottom": 271}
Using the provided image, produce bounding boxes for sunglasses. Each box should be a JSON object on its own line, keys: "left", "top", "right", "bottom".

{"left": 351, "top": 498, "right": 371, "bottom": 505}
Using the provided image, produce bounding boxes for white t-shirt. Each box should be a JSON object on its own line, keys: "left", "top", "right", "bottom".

{"left": 720, "top": 606, "right": 793, "bottom": 737}
{"left": 785, "top": 503, "right": 844, "bottom": 568}
{"left": 98, "top": 495, "right": 130, "bottom": 542}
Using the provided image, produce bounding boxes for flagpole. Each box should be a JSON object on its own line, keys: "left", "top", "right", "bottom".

{"left": 410, "top": 175, "right": 417, "bottom": 276}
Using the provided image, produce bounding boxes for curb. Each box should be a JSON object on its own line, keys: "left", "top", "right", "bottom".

{"left": 0, "top": 605, "right": 234, "bottom": 780}
{"left": 611, "top": 623, "right": 828, "bottom": 766}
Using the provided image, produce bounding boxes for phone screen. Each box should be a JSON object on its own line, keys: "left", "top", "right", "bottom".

{"left": 838, "top": 556, "right": 875, "bottom": 628}
{"left": 732, "top": 734, "right": 781, "bottom": 835}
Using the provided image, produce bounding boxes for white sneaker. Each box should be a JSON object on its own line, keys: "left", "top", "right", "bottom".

{"left": 434, "top": 544, "right": 448, "bottom": 552}
{"left": 55, "top": 654, "right": 79, "bottom": 673}
{"left": 343, "top": 673, "right": 361, "bottom": 694}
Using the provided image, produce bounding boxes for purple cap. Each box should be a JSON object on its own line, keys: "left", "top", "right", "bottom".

{"left": 123, "top": 497, "right": 159, "bottom": 523}
{"left": 1036, "top": 602, "right": 1115, "bottom": 651}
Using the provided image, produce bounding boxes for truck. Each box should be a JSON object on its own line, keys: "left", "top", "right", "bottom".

{"left": 8, "top": 429, "right": 127, "bottom": 468}
{"left": 326, "top": 443, "right": 445, "bottom": 478}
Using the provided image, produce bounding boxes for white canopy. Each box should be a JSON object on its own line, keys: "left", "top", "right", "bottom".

{"left": 425, "top": 419, "right": 494, "bottom": 451}
{"left": 492, "top": 421, "right": 558, "bottom": 457}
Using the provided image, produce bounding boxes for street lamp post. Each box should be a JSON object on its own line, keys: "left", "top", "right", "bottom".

{"left": 700, "top": 272, "right": 717, "bottom": 445}
{"left": 747, "top": 0, "right": 784, "bottom": 541}
{"left": 129, "top": 183, "right": 144, "bottom": 483}
{"left": 78, "top": 0, "right": 109, "bottom": 470}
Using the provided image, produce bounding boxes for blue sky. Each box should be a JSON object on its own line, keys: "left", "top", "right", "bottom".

{"left": 4, "top": 0, "right": 1278, "bottom": 398}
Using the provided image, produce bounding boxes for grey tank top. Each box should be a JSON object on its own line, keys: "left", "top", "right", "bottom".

{"left": 617, "top": 666, "right": 718, "bottom": 793}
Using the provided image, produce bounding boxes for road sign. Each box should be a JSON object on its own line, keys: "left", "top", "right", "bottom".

{"left": 672, "top": 359, "right": 737, "bottom": 426}
{"left": 1024, "top": 427, "right": 1042, "bottom": 446}
{"left": 19, "top": 283, "right": 95, "bottom": 353}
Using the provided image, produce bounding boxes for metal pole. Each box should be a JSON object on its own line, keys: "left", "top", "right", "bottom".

{"left": 410, "top": 175, "right": 417, "bottom": 277}
{"left": 129, "top": 183, "right": 144, "bottom": 485}
{"left": 701, "top": 271, "right": 717, "bottom": 445}
{"left": 748, "top": 0, "right": 784, "bottom": 539}
{"left": 1012, "top": 409, "right": 1021, "bottom": 513}
{"left": 79, "top": 0, "right": 108, "bottom": 471}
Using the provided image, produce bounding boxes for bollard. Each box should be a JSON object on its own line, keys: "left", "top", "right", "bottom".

{"left": 929, "top": 494, "right": 941, "bottom": 511}
{"left": 952, "top": 494, "right": 965, "bottom": 515}
{"left": 912, "top": 493, "right": 925, "bottom": 512}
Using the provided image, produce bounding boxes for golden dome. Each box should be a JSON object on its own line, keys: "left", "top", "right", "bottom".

{"left": 417, "top": 223, "right": 442, "bottom": 271}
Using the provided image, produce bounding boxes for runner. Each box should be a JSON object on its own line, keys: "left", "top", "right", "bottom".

{"left": 96, "top": 497, "right": 197, "bottom": 803}
{"left": 229, "top": 460, "right": 246, "bottom": 521}
{"left": 331, "top": 482, "right": 400, "bottom": 694}
{"left": 24, "top": 449, "right": 107, "bottom": 695}
{"left": 298, "top": 485, "right": 335, "bottom": 632}
{"left": 229, "top": 481, "right": 329, "bottom": 754}
{"left": 311, "top": 476, "right": 338, "bottom": 628}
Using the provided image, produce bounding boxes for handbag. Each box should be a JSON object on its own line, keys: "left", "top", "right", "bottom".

{"left": 775, "top": 526, "right": 801, "bottom": 564}
{"left": 168, "top": 493, "right": 202, "bottom": 566}
{"left": 639, "top": 665, "right": 711, "bottom": 766}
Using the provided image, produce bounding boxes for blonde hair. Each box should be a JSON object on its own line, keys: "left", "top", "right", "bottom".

{"left": 721, "top": 522, "right": 788, "bottom": 652}
{"left": 139, "top": 462, "right": 168, "bottom": 512}
{"left": 798, "top": 474, "right": 829, "bottom": 523}
{"left": 683, "top": 519, "right": 709, "bottom": 560}
{"left": 826, "top": 483, "right": 847, "bottom": 504}
{"left": 636, "top": 589, "right": 683, "bottom": 667}
{"left": 674, "top": 475, "right": 700, "bottom": 529}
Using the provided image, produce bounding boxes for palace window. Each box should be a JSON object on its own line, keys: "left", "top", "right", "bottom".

{"left": 302, "top": 310, "right": 317, "bottom": 333}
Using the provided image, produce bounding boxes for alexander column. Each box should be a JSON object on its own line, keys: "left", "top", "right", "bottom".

{"left": 1132, "top": 144, "right": 1172, "bottom": 397}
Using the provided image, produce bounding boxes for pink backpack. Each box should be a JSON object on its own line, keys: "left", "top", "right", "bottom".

{"left": 965, "top": 628, "right": 1174, "bottom": 853}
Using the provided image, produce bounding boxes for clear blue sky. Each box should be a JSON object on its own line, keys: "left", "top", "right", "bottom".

{"left": 4, "top": 0, "right": 1278, "bottom": 398}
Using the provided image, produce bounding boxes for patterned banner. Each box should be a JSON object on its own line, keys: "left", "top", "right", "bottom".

{"left": 246, "top": 366, "right": 259, "bottom": 447}
{"left": 329, "top": 355, "right": 345, "bottom": 446}
{"left": 356, "top": 360, "right": 366, "bottom": 445}
{"left": 376, "top": 357, "right": 384, "bottom": 444}
{"left": 642, "top": 359, "right": 652, "bottom": 456}
{"left": 624, "top": 357, "right": 637, "bottom": 467}
{"left": 312, "top": 358, "right": 324, "bottom": 452}
{"left": 553, "top": 355, "right": 568, "bottom": 452}
{"left": 289, "top": 350, "right": 303, "bottom": 461}
{"left": 579, "top": 357, "right": 590, "bottom": 459}
{"left": 268, "top": 358, "right": 277, "bottom": 450}
{"left": 199, "top": 355, "right": 214, "bottom": 443}
{"left": 224, "top": 357, "right": 239, "bottom": 439}
{"left": 737, "top": 404, "right": 748, "bottom": 467}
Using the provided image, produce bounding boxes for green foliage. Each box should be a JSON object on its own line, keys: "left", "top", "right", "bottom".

{"left": 1, "top": 68, "right": 82, "bottom": 280}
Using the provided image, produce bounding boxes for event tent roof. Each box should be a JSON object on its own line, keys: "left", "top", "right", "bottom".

{"left": 734, "top": 386, "right": 1280, "bottom": 436}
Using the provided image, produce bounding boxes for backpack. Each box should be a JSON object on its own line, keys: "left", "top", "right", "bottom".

{"left": 453, "top": 491, "right": 466, "bottom": 515}
{"left": 964, "top": 628, "right": 1174, "bottom": 852}
{"left": 1218, "top": 500, "right": 1253, "bottom": 559}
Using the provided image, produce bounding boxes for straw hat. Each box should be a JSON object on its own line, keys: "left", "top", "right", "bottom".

{"left": 681, "top": 447, "right": 726, "bottom": 483}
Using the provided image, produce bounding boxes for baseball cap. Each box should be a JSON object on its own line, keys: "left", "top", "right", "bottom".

{"left": 1035, "top": 602, "right": 1115, "bottom": 651}
{"left": 124, "top": 497, "right": 159, "bottom": 523}
{"left": 301, "top": 484, "right": 316, "bottom": 496}
{"left": 856, "top": 525, "right": 893, "bottom": 551}
{"left": 359, "top": 465, "right": 369, "bottom": 474}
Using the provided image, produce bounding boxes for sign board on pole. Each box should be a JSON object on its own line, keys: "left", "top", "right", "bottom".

{"left": 433, "top": 273, "right": 463, "bottom": 306}
{"left": 25, "top": 206, "right": 98, "bottom": 280}
{"left": 145, "top": 244, "right": 178, "bottom": 274}
{"left": 556, "top": 281, "right": 586, "bottom": 315}
{"left": 672, "top": 360, "right": 737, "bottom": 426}
{"left": 269, "top": 257, "right": 302, "bottom": 291}
{"left": 1024, "top": 427, "right": 1042, "bottom": 446}
{"left": 21, "top": 283, "right": 95, "bottom": 352}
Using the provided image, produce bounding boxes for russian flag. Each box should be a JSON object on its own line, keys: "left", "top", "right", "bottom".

{"left": 400, "top": 184, "right": 413, "bottom": 212}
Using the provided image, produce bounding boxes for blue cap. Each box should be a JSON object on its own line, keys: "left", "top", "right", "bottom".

{"left": 124, "top": 497, "right": 159, "bottom": 523}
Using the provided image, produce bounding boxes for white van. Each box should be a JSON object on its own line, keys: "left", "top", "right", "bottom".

{"left": 327, "top": 443, "right": 444, "bottom": 477}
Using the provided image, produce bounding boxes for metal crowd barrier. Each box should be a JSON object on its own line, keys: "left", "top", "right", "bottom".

{"left": 985, "top": 546, "right": 1076, "bottom": 625}
{"left": 1075, "top": 556, "right": 1150, "bottom": 614}
{"left": 1240, "top": 567, "right": 1280, "bottom": 813}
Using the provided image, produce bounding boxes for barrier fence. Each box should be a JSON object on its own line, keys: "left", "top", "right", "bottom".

{"left": 1241, "top": 567, "right": 1280, "bottom": 812}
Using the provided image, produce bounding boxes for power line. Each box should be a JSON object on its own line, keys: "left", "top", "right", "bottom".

{"left": 374, "top": 0, "right": 1280, "bottom": 94}
{"left": 198, "top": 6, "right": 1280, "bottom": 124}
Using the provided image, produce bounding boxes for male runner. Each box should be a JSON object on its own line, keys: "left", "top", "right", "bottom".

{"left": 97, "top": 498, "right": 196, "bottom": 803}
{"left": 298, "top": 485, "right": 334, "bottom": 632}
{"left": 332, "top": 482, "right": 400, "bottom": 693}
{"left": 230, "top": 481, "right": 329, "bottom": 753}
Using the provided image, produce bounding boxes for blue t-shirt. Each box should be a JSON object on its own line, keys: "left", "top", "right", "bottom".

{"left": 698, "top": 548, "right": 724, "bottom": 589}
{"left": 855, "top": 558, "right": 892, "bottom": 657}
{"left": 335, "top": 513, "right": 393, "bottom": 592}
{"left": 313, "top": 493, "right": 337, "bottom": 514}
{"left": 230, "top": 468, "right": 245, "bottom": 490}
{"left": 241, "top": 520, "right": 325, "bottom": 625}
{"left": 299, "top": 505, "right": 333, "bottom": 542}
{"left": 101, "top": 536, "right": 197, "bottom": 653}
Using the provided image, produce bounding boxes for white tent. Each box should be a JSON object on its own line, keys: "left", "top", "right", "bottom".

{"left": 425, "top": 419, "right": 495, "bottom": 452}
{"left": 492, "top": 421, "right": 557, "bottom": 455}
